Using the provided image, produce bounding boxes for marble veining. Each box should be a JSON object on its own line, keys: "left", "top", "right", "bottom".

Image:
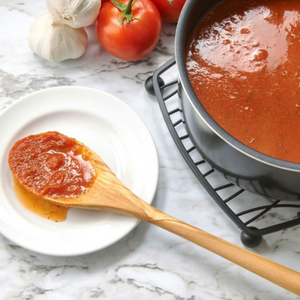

{"left": 0, "top": 1, "right": 300, "bottom": 299}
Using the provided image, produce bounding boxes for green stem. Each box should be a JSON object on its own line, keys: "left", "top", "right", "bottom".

{"left": 124, "top": 0, "right": 133, "bottom": 15}
{"left": 110, "top": 0, "right": 143, "bottom": 26}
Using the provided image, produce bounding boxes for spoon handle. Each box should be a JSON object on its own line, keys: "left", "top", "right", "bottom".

{"left": 142, "top": 206, "right": 300, "bottom": 296}
{"left": 81, "top": 168, "right": 300, "bottom": 295}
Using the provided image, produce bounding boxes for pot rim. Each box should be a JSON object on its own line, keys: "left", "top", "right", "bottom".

{"left": 175, "top": 0, "right": 300, "bottom": 172}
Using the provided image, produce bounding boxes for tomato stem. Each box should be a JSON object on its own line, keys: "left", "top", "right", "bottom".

{"left": 111, "top": 0, "right": 140, "bottom": 26}
{"left": 167, "top": 0, "right": 174, "bottom": 4}
{"left": 124, "top": 0, "right": 134, "bottom": 15}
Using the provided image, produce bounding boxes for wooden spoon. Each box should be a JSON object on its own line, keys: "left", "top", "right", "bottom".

{"left": 14, "top": 140, "right": 300, "bottom": 296}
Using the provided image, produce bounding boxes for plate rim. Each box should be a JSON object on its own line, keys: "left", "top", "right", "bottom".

{"left": 0, "top": 86, "right": 159, "bottom": 256}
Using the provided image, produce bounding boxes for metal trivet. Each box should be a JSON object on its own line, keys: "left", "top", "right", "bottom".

{"left": 146, "top": 57, "right": 300, "bottom": 247}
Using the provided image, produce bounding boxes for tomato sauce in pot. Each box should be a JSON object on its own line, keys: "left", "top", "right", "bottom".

{"left": 186, "top": 0, "right": 300, "bottom": 163}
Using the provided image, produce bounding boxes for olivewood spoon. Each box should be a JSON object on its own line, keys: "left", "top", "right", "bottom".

{"left": 14, "top": 141, "right": 300, "bottom": 296}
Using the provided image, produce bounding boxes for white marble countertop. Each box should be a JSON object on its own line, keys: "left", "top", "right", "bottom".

{"left": 1, "top": 1, "right": 300, "bottom": 299}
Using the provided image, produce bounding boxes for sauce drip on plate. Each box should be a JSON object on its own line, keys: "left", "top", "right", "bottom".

{"left": 186, "top": 0, "right": 300, "bottom": 163}
{"left": 8, "top": 132, "right": 96, "bottom": 221}
{"left": 12, "top": 176, "right": 68, "bottom": 222}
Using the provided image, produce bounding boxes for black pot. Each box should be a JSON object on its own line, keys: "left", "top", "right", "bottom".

{"left": 175, "top": 0, "right": 300, "bottom": 201}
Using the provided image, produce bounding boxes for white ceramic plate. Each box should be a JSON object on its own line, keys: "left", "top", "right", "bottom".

{"left": 0, "top": 86, "right": 159, "bottom": 256}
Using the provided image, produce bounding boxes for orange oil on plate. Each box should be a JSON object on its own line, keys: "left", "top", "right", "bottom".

{"left": 12, "top": 176, "right": 68, "bottom": 222}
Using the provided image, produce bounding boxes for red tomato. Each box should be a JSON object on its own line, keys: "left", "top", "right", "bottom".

{"left": 150, "top": 0, "right": 186, "bottom": 23}
{"left": 97, "top": 0, "right": 162, "bottom": 61}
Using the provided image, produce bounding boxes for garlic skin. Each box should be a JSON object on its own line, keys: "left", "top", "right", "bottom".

{"left": 28, "top": 12, "right": 88, "bottom": 62}
{"left": 47, "top": 0, "right": 101, "bottom": 28}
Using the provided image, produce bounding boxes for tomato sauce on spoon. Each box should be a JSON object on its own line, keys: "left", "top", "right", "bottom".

{"left": 8, "top": 132, "right": 95, "bottom": 221}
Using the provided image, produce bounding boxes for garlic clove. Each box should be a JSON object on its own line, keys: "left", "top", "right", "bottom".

{"left": 28, "top": 12, "right": 88, "bottom": 63}
{"left": 47, "top": 0, "right": 101, "bottom": 28}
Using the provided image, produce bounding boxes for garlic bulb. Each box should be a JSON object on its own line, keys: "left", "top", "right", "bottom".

{"left": 47, "top": 0, "right": 101, "bottom": 28}
{"left": 28, "top": 12, "right": 88, "bottom": 62}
